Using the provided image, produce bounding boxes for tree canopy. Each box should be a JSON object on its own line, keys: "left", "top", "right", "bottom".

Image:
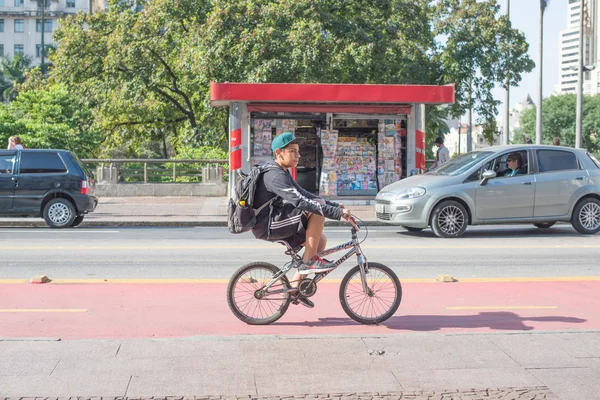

{"left": 36, "top": 0, "right": 535, "bottom": 156}
{"left": 0, "top": 70, "right": 102, "bottom": 158}
{"left": 520, "top": 94, "right": 600, "bottom": 156}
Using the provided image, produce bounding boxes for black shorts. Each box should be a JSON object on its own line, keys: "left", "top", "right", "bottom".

{"left": 267, "top": 207, "right": 309, "bottom": 250}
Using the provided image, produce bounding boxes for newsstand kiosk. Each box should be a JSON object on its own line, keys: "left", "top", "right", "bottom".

{"left": 210, "top": 82, "right": 455, "bottom": 200}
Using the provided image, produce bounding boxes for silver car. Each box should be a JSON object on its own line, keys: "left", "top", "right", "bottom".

{"left": 375, "top": 145, "right": 600, "bottom": 237}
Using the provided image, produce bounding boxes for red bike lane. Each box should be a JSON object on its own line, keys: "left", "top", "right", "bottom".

{"left": 0, "top": 279, "right": 598, "bottom": 339}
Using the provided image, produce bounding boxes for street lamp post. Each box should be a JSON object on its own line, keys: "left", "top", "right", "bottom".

{"left": 503, "top": 0, "right": 510, "bottom": 146}
{"left": 575, "top": 0, "right": 585, "bottom": 149}
{"left": 40, "top": 0, "right": 45, "bottom": 74}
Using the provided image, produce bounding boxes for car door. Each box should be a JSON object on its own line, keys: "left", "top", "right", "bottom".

{"left": 12, "top": 151, "right": 68, "bottom": 213}
{"left": 533, "top": 148, "right": 587, "bottom": 217}
{"left": 475, "top": 150, "right": 535, "bottom": 220}
{"left": 0, "top": 151, "right": 18, "bottom": 212}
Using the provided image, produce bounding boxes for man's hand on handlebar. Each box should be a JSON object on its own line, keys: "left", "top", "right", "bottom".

{"left": 341, "top": 209, "right": 352, "bottom": 219}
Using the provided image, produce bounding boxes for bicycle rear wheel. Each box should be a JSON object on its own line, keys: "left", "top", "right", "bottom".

{"left": 227, "top": 262, "right": 292, "bottom": 325}
{"left": 339, "top": 262, "right": 402, "bottom": 325}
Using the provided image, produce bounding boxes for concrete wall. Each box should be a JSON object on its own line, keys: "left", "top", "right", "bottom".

{"left": 94, "top": 183, "right": 227, "bottom": 197}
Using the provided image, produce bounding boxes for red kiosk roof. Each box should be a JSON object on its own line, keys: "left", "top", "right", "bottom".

{"left": 210, "top": 82, "right": 455, "bottom": 107}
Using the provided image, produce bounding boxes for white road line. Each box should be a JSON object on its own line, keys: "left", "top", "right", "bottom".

{"left": 0, "top": 230, "right": 120, "bottom": 233}
{"left": 325, "top": 229, "right": 377, "bottom": 233}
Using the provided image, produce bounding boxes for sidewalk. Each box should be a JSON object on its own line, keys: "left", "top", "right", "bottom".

{"left": 2, "top": 331, "right": 598, "bottom": 399}
{"left": 0, "top": 196, "right": 383, "bottom": 227}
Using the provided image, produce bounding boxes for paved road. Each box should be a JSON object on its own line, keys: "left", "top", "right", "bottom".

{"left": 0, "top": 225, "right": 599, "bottom": 280}
{"left": 1, "top": 225, "right": 599, "bottom": 399}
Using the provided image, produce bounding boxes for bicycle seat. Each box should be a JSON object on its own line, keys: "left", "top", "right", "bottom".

{"left": 276, "top": 240, "right": 302, "bottom": 256}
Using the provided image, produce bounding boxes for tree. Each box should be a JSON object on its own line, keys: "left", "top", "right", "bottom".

{"left": 536, "top": 0, "right": 549, "bottom": 144}
{"left": 1, "top": 71, "right": 102, "bottom": 158}
{"left": 520, "top": 93, "right": 600, "bottom": 156}
{"left": 433, "top": 0, "right": 534, "bottom": 148}
{"left": 51, "top": 0, "right": 218, "bottom": 156}
{"left": 0, "top": 54, "right": 33, "bottom": 102}
{"left": 49, "top": 0, "right": 534, "bottom": 156}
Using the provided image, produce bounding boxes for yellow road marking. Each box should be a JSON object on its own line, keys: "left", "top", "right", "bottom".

{"left": 447, "top": 306, "right": 558, "bottom": 310}
{"left": 1, "top": 276, "right": 599, "bottom": 284}
{"left": 0, "top": 309, "right": 88, "bottom": 313}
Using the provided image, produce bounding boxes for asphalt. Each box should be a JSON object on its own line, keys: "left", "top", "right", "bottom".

{"left": 0, "top": 196, "right": 383, "bottom": 227}
{"left": 1, "top": 196, "right": 599, "bottom": 399}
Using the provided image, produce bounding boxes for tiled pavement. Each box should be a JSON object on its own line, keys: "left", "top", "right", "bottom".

{"left": 2, "top": 389, "right": 560, "bottom": 399}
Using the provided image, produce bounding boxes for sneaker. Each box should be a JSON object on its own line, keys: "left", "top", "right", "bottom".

{"left": 298, "top": 256, "right": 336, "bottom": 275}
{"left": 294, "top": 296, "right": 314, "bottom": 308}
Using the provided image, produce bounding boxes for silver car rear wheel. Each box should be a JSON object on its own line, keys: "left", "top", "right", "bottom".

{"left": 430, "top": 200, "right": 468, "bottom": 238}
{"left": 572, "top": 197, "right": 600, "bottom": 234}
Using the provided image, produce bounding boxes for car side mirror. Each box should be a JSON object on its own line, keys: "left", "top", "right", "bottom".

{"left": 480, "top": 170, "right": 496, "bottom": 186}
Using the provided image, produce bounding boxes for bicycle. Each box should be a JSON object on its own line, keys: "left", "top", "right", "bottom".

{"left": 226, "top": 215, "right": 402, "bottom": 325}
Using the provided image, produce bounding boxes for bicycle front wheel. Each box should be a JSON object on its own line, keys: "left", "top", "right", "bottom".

{"left": 339, "top": 262, "right": 402, "bottom": 325}
{"left": 227, "top": 262, "right": 292, "bottom": 325}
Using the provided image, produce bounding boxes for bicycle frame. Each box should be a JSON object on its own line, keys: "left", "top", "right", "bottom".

{"left": 260, "top": 218, "right": 371, "bottom": 296}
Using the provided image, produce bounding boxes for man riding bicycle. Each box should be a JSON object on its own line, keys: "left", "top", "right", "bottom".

{"left": 251, "top": 132, "right": 352, "bottom": 307}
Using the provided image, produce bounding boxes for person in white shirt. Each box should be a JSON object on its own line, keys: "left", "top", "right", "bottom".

{"left": 7, "top": 136, "right": 26, "bottom": 150}
{"left": 433, "top": 137, "right": 449, "bottom": 168}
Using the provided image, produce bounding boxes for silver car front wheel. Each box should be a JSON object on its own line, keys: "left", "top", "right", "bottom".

{"left": 572, "top": 197, "right": 600, "bottom": 235}
{"left": 430, "top": 200, "right": 468, "bottom": 238}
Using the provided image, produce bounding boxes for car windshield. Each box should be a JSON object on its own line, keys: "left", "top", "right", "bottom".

{"left": 429, "top": 151, "right": 494, "bottom": 176}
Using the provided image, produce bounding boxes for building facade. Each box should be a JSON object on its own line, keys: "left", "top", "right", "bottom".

{"left": 0, "top": 0, "right": 103, "bottom": 63}
{"left": 556, "top": 0, "right": 597, "bottom": 95}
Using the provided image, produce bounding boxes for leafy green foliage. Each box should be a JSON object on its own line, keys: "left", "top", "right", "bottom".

{"left": 433, "top": 0, "right": 534, "bottom": 129}
{"left": 0, "top": 54, "right": 33, "bottom": 102}
{"left": 0, "top": 73, "right": 102, "bottom": 158}
{"left": 46, "top": 0, "right": 534, "bottom": 158}
{"left": 520, "top": 94, "right": 600, "bottom": 155}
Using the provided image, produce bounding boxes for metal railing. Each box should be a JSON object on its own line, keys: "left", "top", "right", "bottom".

{"left": 81, "top": 159, "right": 228, "bottom": 183}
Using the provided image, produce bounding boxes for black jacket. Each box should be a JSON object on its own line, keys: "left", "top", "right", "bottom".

{"left": 252, "top": 161, "right": 342, "bottom": 236}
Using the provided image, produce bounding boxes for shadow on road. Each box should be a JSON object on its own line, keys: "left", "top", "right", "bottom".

{"left": 397, "top": 226, "right": 581, "bottom": 239}
{"left": 275, "top": 311, "right": 587, "bottom": 331}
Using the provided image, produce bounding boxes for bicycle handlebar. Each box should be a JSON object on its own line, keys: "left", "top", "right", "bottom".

{"left": 346, "top": 214, "right": 359, "bottom": 231}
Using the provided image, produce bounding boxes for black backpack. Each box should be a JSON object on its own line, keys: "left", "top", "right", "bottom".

{"left": 227, "top": 164, "right": 278, "bottom": 234}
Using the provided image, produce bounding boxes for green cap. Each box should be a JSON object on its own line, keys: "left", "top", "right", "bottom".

{"left": 271, "top": 132, "right": 298, "bottom": 152}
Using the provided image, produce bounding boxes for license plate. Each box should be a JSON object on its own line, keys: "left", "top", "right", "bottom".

{"left": 375, "top": 204, "right": 385, "bottom": 213}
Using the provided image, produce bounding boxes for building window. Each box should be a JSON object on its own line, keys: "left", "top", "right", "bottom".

{"left": 0, "top": 19, "right": 4, "bottom": 32}
{"left": 36, "top": 19, "right": 52, "bottom": 32}
{"left": 0, "top": 0, "right": 4, "bottom": 6}
{"left": 14, "top": 20, "right": 24, "bottom": 33}
{"left": 0, "top": 45, "right": 4, "bottom": 56}
{"left": 14, "top": 0, "right": 23, "bottom": 6}
{"left": 14, "top": 45, "right": 24, "bottom": 55}
{"left": 66, "top": 0, "right": 75, "bottom": 7}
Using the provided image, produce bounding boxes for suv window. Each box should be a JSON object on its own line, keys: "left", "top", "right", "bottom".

{"left": 19, "top": 152, "right": 67, "bottom": 174}
{"left": 0, "top": 154, "right": 16, "bottom": 174}
{"left": 536, "top": 149, "right": 579, "bottom": 173}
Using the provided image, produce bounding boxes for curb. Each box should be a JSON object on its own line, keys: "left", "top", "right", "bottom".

{"left": 0, "top": 220, "right": 389, "bottom": 228}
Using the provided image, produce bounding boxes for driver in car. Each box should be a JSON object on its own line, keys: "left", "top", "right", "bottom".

{"left": 498, "top": 152, "right": 527, "bottom": 177}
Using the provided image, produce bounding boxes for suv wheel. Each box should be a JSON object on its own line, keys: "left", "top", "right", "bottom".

{"left": 430, "top": 200, "right": 468, "bottom": 238}
{"left": 571, "top": 197, "right": 600, "bottom": 235}
{"left": 43, "top": 198, "right": 76, "bottom": 228}
{"left": 71, "top": 215, "right": 85, "bottom": 228}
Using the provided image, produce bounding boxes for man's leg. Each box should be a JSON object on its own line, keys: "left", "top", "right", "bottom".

{"left": 291, "top": 232, "right": 327, "bottom": 287}
{"left": 303, "top": 213, "right": 325, "bottom": 262}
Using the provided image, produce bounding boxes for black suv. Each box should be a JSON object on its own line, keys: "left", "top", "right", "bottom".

{"left": 0, "top": 149, "right": 97, "bottom": 228}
